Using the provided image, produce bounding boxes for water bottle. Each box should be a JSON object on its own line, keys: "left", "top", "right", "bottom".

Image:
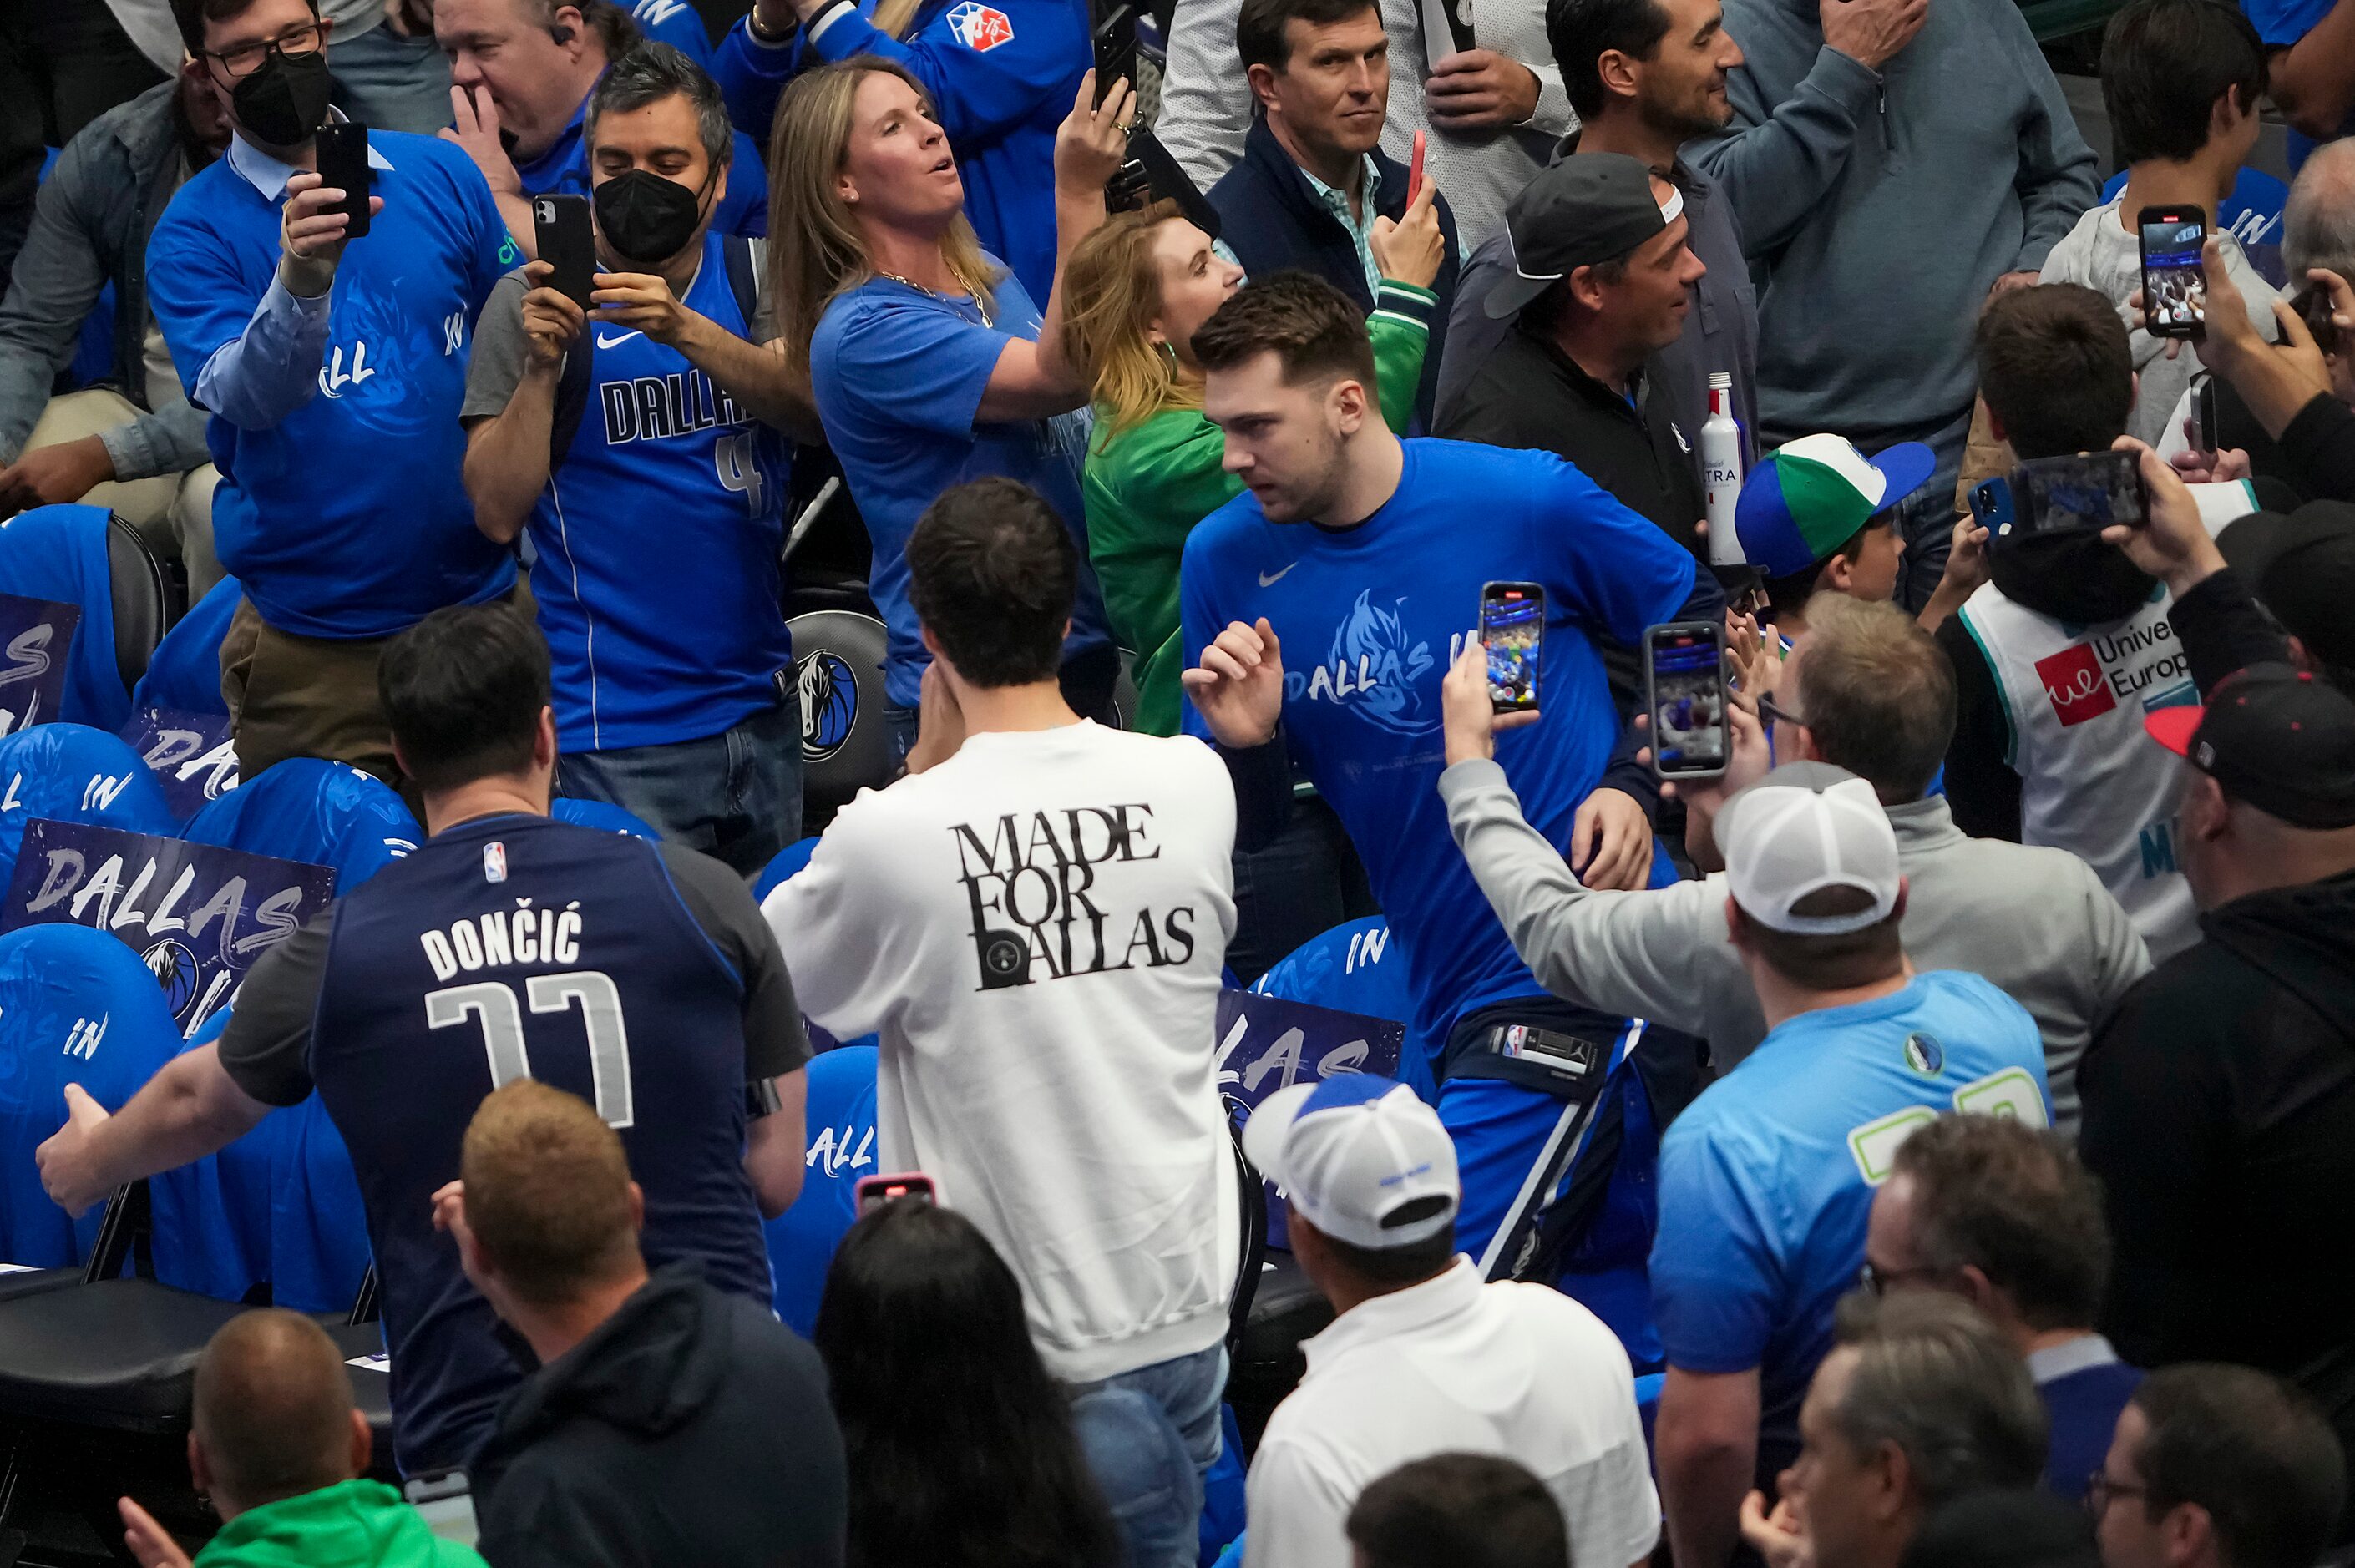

{"left": 1701, "top": 372, "right": 1745, "bottom": 568}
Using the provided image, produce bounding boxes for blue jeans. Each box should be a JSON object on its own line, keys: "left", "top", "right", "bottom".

{"left": 1070, "top": 1344, "right": 1226, "bottom": 1568}
{"left": 556, "top": 693, "right": 803, "bottom": 877}
{"left": 328, "top": 24, "right": 453, "bottom": 136}
{"left": 1884, "top": 408, "right": 1970, "bottom": 614}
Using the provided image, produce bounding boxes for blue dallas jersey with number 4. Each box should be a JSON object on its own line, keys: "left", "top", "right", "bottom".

{"left": 533, "top": 232, "right": 792, "bottom": 754}
{"left": 1180, "top": 439, "right": 1698, "bottom": 1056}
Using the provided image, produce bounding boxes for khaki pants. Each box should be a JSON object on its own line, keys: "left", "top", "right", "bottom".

{"left": 24, "top": 387, "right": 224, "bottom": 597}
{"left": 1954, "top": 398, "right": 2015, "bottom": 519}
{"left": 220, "top": 582, "right": 532, "bottom": 819}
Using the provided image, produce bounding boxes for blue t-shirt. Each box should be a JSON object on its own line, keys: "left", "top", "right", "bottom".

{"left": 131, "top": 575, "right": 241, "bottom": 716}
{"left": 627, "top": 0, "right": 713, "bottom": 62}
{"left": 0, "top": 723, "right": 178, "bottom": 894}
{"left": 146, "top": 132, "right": 519, "bottom": 638}
{"left": 707, "top": 0, "right": 1086, "bottom": 302}
{"left": 527, "top": 233, "right": 793, "bottom": 752}
{"left": 1180, "top": 439, "right": 1696, "bottom": 1053}
{"left": 811, "top": 264, "right": 1111, "bottom": 707}
{"left": 550, "top": 796, "right": 661, "bottom": 838}
{"left": 2236, "top": 0, "right": 2351, "bottom": 162}
{"left": 1648, "top": 970, "right": 2051, "bottom": 1471}
{"left": 765, "top": 1042, "right": 878, "bottom": 1336}
{"left": 0, "top": 503, "right": 127, "bottom": 733}
{"left": 0, "top": 925, "right": 182, "bottom": 1268}
{"left": 512, "top": 94, "right": 767, "bottom": 240}
{"left": 181, "top": 757, "right": 420, "bottom": 891}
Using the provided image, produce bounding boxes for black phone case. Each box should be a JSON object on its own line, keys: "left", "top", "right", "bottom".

{"left": 1643, "top": 624, "right": 1729, "bottom": 781}
{"left": 314, "top": 124, "right": 372, "bottom": 239}
{"left": 534, "top": 196, "right": 595, "bottom": 312}
{"left": 1092, "top": 3, "right": 1137, "bottom": 101}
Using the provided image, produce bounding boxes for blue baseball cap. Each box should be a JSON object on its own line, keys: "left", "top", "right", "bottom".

{"left": 1735, "top": 434, "right": 1937, "bottom": 578}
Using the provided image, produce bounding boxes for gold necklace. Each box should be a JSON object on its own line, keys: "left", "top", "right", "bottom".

{"left": 874, "top": 266, "right": 994, "bottom": 328}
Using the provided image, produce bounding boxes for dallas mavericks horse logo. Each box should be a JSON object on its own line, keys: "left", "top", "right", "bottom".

{"left": 141, "top": 937, "right": 201, "bottom": 1016}
{"left": 798, "top": 650, "right": 858, "bottom": 762}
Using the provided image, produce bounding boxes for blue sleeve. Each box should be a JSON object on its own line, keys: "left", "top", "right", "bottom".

{"left": 710, "top": 16, "right": 804, "bottom": 143}
{"left": 630, "top": 0, "right": 715, "bottom": 63}
{"left": 1527, "top": 455, "right": 1702, "bottom": 647}
{"left": 2240, "top": 0, "right": 2335, "bottom": 45}
{"left": 1176, "top": 519, "right": 1229, "bottom": 745}
{"left": 450, "top": 147, "right": 525, "bottom": 303}
{"left": 145, "top": 210, "right": 262, "bottom": 394}
{"left": 718, "top": 129, "right": 770, "bottom": 237}
{"left": 807, "top": 0, "right": 1086, "bottom": 147}
{"left": 822, "top": 295, "right": 1006, "bottom": 439}
{"left": 1650, "top": 1126, "right": 1782, "bottom": 1374}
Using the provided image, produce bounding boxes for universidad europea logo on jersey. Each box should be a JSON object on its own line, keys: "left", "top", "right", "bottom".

{"left": 946, "top": 1, "right": 1015, "bottom": 49}
{"left": 2035, "top": 643, "right": 2117, "bottom": 727}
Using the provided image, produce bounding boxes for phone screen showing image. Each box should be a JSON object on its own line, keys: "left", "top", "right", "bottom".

{"left": 2013, "top": 451, "right": 2147, "bottom": 539}
{"left": 2139, "top": 210, "right": 2207, "bottom": 338}
{"left": 1480, "top": 583, "right": 1543, "bottom": 713}
{"left": 1647, "top": 625, "right": 1727, "bottom": 778}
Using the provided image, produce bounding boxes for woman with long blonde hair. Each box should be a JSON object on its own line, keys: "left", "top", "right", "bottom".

{"left": 722, "top": 0, "right": 1091, "bottom": 302}
{"left": 1061, "top": 185, "right": 1446, "bottom": 737}
{"left": 767, "top": 58, "right": 1131, "bottom": 756}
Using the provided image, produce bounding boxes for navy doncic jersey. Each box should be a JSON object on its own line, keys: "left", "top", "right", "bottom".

{"left": 535, "top": 231, "right": 793, "bottom": 754}
{"left": 298, "top": 816, "right": 774, "bottom": 1474}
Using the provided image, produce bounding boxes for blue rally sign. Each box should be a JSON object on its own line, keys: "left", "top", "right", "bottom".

{"left": 1215, "top": 988, "right": 1405, "bottom": 1248}
{"left": 117, "top": 707, "right": 241, "bottom": 820}
{"left": 3, "top": 818, "right": 333, "bottom": 1036}
{"left": 0, "top": 593, "right": 79, "bottom": 737}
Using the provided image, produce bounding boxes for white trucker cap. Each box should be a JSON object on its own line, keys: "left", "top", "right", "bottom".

{"left": 1716, "top": 761, "right": 1902, "bottom": 934}
{"left": 1241, "top": 1075, "right": 1459, "bottom": 1250}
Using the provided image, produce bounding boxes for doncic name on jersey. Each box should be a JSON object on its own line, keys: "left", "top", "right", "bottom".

{"left": 951, "top": 805, "right": 1198, "bottom": 991}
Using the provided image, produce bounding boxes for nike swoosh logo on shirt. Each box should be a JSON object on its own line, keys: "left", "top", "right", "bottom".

{"left": 595, "top": 330, "right": 643, "bottom": 347}
{"left": 1259, "top": 564, "right": 1298, "bottom": 587}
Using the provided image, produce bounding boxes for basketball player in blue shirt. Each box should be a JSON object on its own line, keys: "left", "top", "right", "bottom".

{"left": 147, "top": 0, "right": 523, "bottom": 789}
{"left": 38, "top": 604, "right": 811, "bottom": 1479}
{"left": 463, "top": 46, "right": 808, "bottom": 873}
{"left": 1178, "top": 273, "right": 1721, "bottom": 1277}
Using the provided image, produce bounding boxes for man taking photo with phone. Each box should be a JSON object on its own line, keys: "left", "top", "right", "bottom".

{"left": 147, "top": 0, "right": 525, "bottom": 796}
{"left": 461, "top": 43, "right": 812, "bottom": 872}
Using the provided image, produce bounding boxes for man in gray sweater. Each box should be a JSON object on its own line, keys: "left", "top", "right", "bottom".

{"left": 1437, "top": 592, "right": 2147, "bottom": 1133}
{"left": 1682, "top": 0, "right": 2097, "bottom": 606}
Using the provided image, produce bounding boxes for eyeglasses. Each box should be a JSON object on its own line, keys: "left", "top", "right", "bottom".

{"left": 1856, "top": 1259, "right": 1944, "bottom": 1296}
{"left": 200, "top": 18, "right": 331, "bottom": 79}
{"left": 1758, "top": 690, "right": 1806, "bottom": 731}
{"left": 2085, "top": 1471, "right": 2148, "bottom": 1516}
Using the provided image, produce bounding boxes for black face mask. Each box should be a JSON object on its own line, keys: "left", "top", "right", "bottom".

{"left": 1989, "top": 529, "right": 2160, "bottom": 626}
{"left": 230, "top": 47, "right": 333, "bottom": 150}
{"left": 594, "top": 167, "right": 713, "bottom": 267}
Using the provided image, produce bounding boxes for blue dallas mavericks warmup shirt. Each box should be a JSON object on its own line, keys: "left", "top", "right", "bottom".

{"left": 1180, "top": 439, "right": 1701, "bottom": 1060}
{"left": 215, "top": 814, "right": 812, "bottom": 1474}
{"left": 812, "top": 263, "right": 1111, "bottom": 711}
{"left": 461, "top": 233, "right": 793, "bottom": 754}
{"left": 1651, "top": 970, "right": 2050, "bottom": 1476}
{"left": 146, "top": 131, "right": 517, "bottom": 639}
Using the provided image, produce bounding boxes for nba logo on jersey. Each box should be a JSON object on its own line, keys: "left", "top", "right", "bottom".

{"left": 947, "top": 2, "right": 1014, "bottom": 49}
{"left": 2035, "top": 643, "right": 2117, "bottom": 727}
{"left": 484, "top": 842, "right": 508, "bottom": 883}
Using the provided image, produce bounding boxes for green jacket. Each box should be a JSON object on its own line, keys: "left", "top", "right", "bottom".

{"left": 195, "top": 1479, "right": 488, "bottom": 1568}
{"left": 1083, "top": 279, "right": 1438, "bottom": 735}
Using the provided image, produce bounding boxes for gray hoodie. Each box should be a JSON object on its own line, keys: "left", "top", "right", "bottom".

{"left": 1684, "top": 0, "right": 2098, "bottom": 448}
{"left": 1439, "top": 759, "right": 2150, "bottom": 1132}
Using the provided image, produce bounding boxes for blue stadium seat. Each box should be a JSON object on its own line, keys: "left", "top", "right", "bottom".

{"left": 0, "top": 503, "right": 181, "bottom": 734}
{"left": 0, "top": 722, "right": 178, "bottom": 895}
{"left": 149, "top": 1010, "right": 371, "bottom": 1314}
{"left": 1251, "top": 918, "right": 1438, "bottom": 1102}
{"left": 751, "top": 835, "right": 818, "bottom": 904}
{"left": 181, "top": 758, "right": 420, "bottom": 892}
{"left": 765, "top": 1043, "right": 878, "bottom": 1338}
{"left": 0, "top": 927, "right": 183, "bottom": 1268}
{"left": 550, "top": 796, "right": 660, "bottom": 839}
{"left": 130, "top": 574, "right": 241, "bottom": 717}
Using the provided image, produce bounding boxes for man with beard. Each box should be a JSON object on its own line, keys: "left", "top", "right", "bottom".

{"left": 146, "top": 0, "right": 523, "bottom": 792}
{"left": 1437, "top": 0, "right": 1755, "bottom": 467}
{"left": 1941, "top": 283, "right": 2236, "bottom": 962}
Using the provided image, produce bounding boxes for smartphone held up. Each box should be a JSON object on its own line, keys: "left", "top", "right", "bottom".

{"left": 2138, "top": 205, "right": 2206, "bottom": 338}
{"left": 1479, "top": 582, "right": 1543, "bottom": 714}
{"left": 313, "top": 121, "right": 373, "bottom": 240}
{"left": 1644, "top": 621, "right": 1729, "bottom": 781}
{"left": 534, "top": 194, "right": 596, "bottom": 311}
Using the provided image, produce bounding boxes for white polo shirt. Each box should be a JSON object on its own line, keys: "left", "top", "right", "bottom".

{"left": 1243, "top": 1257, "right": 1661, "bottom": 1568}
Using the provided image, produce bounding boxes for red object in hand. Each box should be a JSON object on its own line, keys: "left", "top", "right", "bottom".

{"left": 1408, "top": 129, "right": 1426, "bottom": 203}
